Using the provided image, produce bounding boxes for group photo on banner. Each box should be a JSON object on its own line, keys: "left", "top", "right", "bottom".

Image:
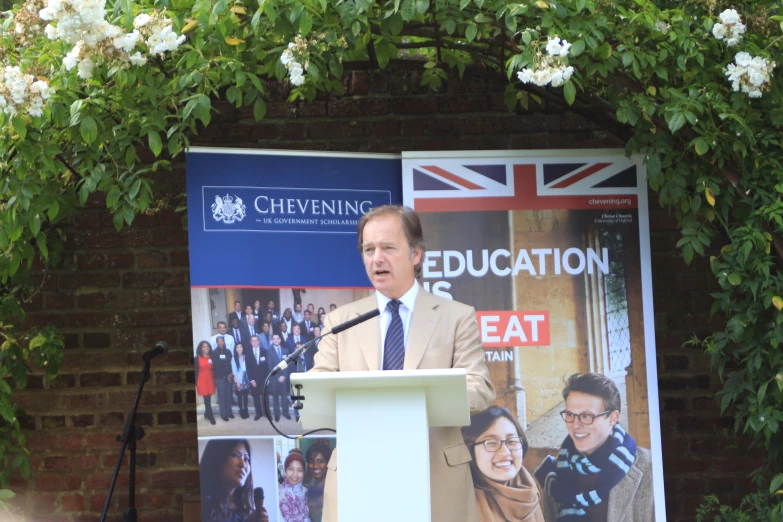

{"left": 186, "top": 148, "right": 665, "bottom": 522}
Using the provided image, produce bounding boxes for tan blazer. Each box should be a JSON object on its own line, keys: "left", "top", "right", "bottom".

{"left": 311, "top": 287, "right": 496, "bottom": 522}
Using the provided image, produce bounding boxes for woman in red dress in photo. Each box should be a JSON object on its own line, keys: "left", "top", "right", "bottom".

{"left": 194, "top": 340, "right": 217, "bottom": 425}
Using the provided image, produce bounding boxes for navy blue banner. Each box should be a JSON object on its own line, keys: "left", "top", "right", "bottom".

{"left": 186, "top": 149, "right": 402, "bottom": 288}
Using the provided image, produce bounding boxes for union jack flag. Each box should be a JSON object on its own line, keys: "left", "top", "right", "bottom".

{"left": 402, "top": 153, "right": 641, "bottom": 212}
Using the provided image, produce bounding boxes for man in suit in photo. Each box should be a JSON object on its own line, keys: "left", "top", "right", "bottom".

{"left": 242, "top": 305, "right": 254, "bottom": 325}
{"left": 228, "top": 300, "right": 244, "bottom": 325}
{"left": 246, "top": 334, "right": 270, "bottom": 421}
{"left": 229, "top": 317, "right": 250, "bottom": 348}
{"left": 266, "top": 300, "right": 278, "bottom": 321}
{"left": 246, "top": 314, "right": 260, "bottom": 340}
{"left": 279, "top": 308, "right": 294, "bottom": 334}
{"left": 311, "top": 205, "right": 495, "bottom": 522}
{"left": 292, "top": 302, "right": 305, "bottom": 323}
{"left": 258, "top": 321, "right": 273, "bottom": 351}
{"left": 266, "top": 333, "right": 292, "bottom": 421}
{"left": 300, "top": 310, "right": 315, "bottom": 340}
{"left": 210, "top": 321, "right": 235, "bottom": 354}
{"left": 303, "top": 325, "right": 321, "bottom": 370}
{"left": 278, "top": 321, "right": 290, "bottom": 345}
{"left": 287, "top": 324, "right": 307, "bottom": 353}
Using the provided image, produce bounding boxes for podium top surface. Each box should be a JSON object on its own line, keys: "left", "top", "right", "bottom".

{"left": 291, "top": 368, "right": 470, "bottom": 430}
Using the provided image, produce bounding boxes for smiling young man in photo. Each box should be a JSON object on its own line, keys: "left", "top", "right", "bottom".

{"left": 310, "top": 204, "right": 495, "bottom": 522}
{"left": 535, "top": 373, "right": 654, "bottom": 522}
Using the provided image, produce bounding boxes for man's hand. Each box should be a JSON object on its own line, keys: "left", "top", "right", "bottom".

{"left": 251, "top": 380, "right": 257, "bottom": 388}
{"left": 277, "top": 376, "right": 285, "bottom": 383}
{"left": 259, "top": 507, "right": 269, "bottom": 522}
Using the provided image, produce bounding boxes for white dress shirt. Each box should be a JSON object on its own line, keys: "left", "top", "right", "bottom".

{"left": 210, "top": 333, "right": 235, "bottom": 354}
{"left": 376, "top": 282, "right": 418, "bottom": 365}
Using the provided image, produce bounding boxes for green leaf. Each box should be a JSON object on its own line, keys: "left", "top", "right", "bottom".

{"left": 570, "top": 39, "right": 585, "bottom": 56}
{"left": 727, "top": 273, "right": 742, "bottom": 286}
{"left": 31, "top": 214, "right": 41, "bottom": 236}
{"left": 758, "top": 381, "right": 768, "bottom": 404}
{"left": 80, "top": 116, "right": 98, "bottom": 144}
{"left": 400, "top": 0, "right": 415, "bottom": 20}
{"left": 667, "top": 111, "right": 686, "bottom": 133}
{"left": 28, "top": 334, "right": 46, "bottom": 350}
{"left": 299, "top": 10, "right": 313, "bottom": 36}
{"left": 106, "top": 186, "right": 122, "bottom": 208}
{"left": 444, "top": 18, "right": 456, "bottom": 35}
{"left": 0, "top": 490, "right": 15, "bottom": 500}
{"left": 48, "top": 199, "right": 60, "bottom": 221}
{"left": 148, "top": 131, "right": 162, "bottom": 157}
{"left": 254, "top": 98, "right": 267, "bottom": 121}
{"left": 129, "top": 179, "right": 142, "bottom": 199}
{"left": 12, "top": 115, "right": 27, "bottom": 141}
{"left": 465, "top": 23, "right": 477, "bottom": 42}
{"left": 692, "top": 137, "right": 709, "bottom": 155}
{"left": 563, "top": 81, "right": 576, "bottom": 105}
{"left": 771, "top": 473, "right": 783, "bottom": 495}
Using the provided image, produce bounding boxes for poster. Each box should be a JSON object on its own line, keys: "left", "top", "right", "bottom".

{"left": 402, "top": 150, "right": 665, "bottom": 521}
{"left": 186, "top": 147, "right": 401, "bottom": 522}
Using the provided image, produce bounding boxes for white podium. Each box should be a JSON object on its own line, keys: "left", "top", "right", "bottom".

{"left": 290, "top": 369, "right": 471, "bottom": 522}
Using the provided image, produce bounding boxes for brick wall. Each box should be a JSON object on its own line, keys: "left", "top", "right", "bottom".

{"left": 10, "top": 66, "right": 750, "bottom": 521}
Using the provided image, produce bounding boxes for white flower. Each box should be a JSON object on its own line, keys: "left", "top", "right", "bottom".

{"left": 726, "top": 37, "right": 740, "bottom": 47}
{"left": 290, "top": 73, "right": 304, "bottom": 86}
{"left": 280, "top": 49, "right": 294, "bottom": 66}
{"left": 546, "top": 37, "right": 563, "bottom": 57}
{"left": 133, "top": 13, "right": 151, "bottom": 28}
{"left": 730, "top": 23, "right": 746, "bottom": 37}
{"left": 517, "top": 68, "right": 534, "bottom": 83}
{"left": 735, "top": 52, "right": 752, "bottom": 67}
{"left": 719, "top": 8, "right": 740, "bottom": 25}
{"left": 77, "top": 58, "right": 94, "bottom": 79}
{"left": 0, "top": 96, "right": 6, "bottom": 108}
{"left": 655, "top": 20, "right": 669, "bottom": 34}
{"left": 559, "top": 40, "right": 571, "bottom": 57}
{"left": 129, "top": 52, "right": 147, "bottom": 66}
{"left": 712, "top": 23, "right": 727, "bottom": 40}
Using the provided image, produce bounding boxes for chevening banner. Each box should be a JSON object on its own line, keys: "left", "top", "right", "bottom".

{"left": 186, "top": 148, "right": 401, "bottom": 522}
{"left": 403, "top": 150, "right": 666, "bottom": 522}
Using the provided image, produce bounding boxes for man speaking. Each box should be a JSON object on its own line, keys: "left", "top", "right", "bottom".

{"left": 311, "top": 205, "right": 495, "bottom": 522}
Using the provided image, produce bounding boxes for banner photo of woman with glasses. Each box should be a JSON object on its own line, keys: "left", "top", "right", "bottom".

{"left": 403, "top": 150, "right": 665, "bottom": 522}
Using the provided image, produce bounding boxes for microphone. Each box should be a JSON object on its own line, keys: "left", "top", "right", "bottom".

{"left": 330, "top": 308, "right": 381, "bottom": 334}
{"left": 269, "top": 308, "right": 380, "bottom": 376}
{"left": 142, "top": 341, "right": 169, "bottom": 362}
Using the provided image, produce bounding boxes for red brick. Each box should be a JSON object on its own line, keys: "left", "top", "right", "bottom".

{"left": 84, "top": 433, "right": 122, "bottom": 450}
{"left": 80, "top": 372, "right": 122, "bottom": 387}
{"left": 108, "top": 252, "right": 135, "bottom": 268}
{"left": 83, "top": 332, "right": 111, "bottom": 348}
{"left": 296, "top": 101, "right": 326, "bottom": 117}
{"left": 36, "top": 474, "right": 82, "bottom": 491}
{"left": 137, "top": 251, "right": 168, "bottom": 268}
{"left": 157, "top": 411, "right": 182, "bottom": 425}
{"left": 76, "top": 254, "right": 106, "bottom": 270}
{"left": 61, "top": 494, "right": 85, "bottom": 512}
{"left": 44, "top": 293, "right": 74, "bottom": 309}
{"left": 145, "top": 430, "right": 197, "bottom": 447}
{"left": 77, "top": 292, "right": 106, "bottom": 308}
{"left": 99, "top": 412, "right": 125, "bottom": 426}
{"left": 71, "top": 455, "right": 100, "bottom": 470}
{"left": 155, "top": 371, "right": 182, "bottom": 385}
{"left": 129, "top": 310, "right": 189, "bottom": 327}
{"left": 43, "top": 456, "right": 70, "bottom": 471}
{"left": 328, "top": 99, "right": 389, "bottom": 117}
{"left": 150, "top": 469, "right": 199, "bottom": 488}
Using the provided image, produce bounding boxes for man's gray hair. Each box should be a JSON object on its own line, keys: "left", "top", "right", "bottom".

{"left": 356, "top": 205, "right": 426, "bottom": 279}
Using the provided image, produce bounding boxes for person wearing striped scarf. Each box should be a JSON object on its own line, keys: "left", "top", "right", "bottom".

{"left": 534, "top": 373, "right": 655, "bottom": 522}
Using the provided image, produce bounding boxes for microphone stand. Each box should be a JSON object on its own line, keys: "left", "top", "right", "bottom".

{"left": 100, "top": 356, "right": 152, "bottom": 522}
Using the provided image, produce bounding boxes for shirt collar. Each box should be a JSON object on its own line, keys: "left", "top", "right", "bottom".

{"left": 376, "top": 281, "right": 419, "bottom": 313}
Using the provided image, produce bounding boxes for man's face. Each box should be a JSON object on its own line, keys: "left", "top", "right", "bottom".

{"left": 264, "top": 313, "right": 272, "bottom": 323}
{"left": 230, "top": 319, "right": 240, "bottom": 329}
{"left": 218, "top": 323, "right": 227, "bottom": 334}
{"left": 304, "top": 311, "right": 311, "bottom": 321}
{"left": 564, "top": 391, "right": 619, "bottom": 456}
{"left": 247, "top": 315, "right": 255, "bottom": 327}
{"left": 295, "top": 303, "right": 302, "bottom": 313}
{"left": 307, "top": 304, "right": 315, "bottom": 313}
{"left": 245, "top": 305, "right": 253, "bottom": 316}
{"left": 361, "top": 214, "right": 420, "bottom": 299}
{"left": 283, "top": 308, "right": 292, "bottom": 320}
{"left": 251, "top": 337, "right": 260, "bottom": 348}
{"left": 272, "top": 335, "right": 281, "bottom": 346}
{"left": 279, "top": 322, "right": 288, "bottom": 333}
{"left": 234, "top": 302, "right": 241, "bottom": 312}
{"left": 267, "top": 300, "right": 274, "bottom": 309}
{"left": 330, "top": 304, "right": 336, "bottom": 311}
{"left": 262, "top": 322, "right": 270, "bottom": 333}
{"left": 313, "top": 327, "right": 321, "bottom": 337}
{"left": 293, "top": 325, "right": 301, "bottom": 336}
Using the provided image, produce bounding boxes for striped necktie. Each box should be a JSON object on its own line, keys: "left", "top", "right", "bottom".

{"left": 382, "top": 300, "right": 404, "bottom": 370}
